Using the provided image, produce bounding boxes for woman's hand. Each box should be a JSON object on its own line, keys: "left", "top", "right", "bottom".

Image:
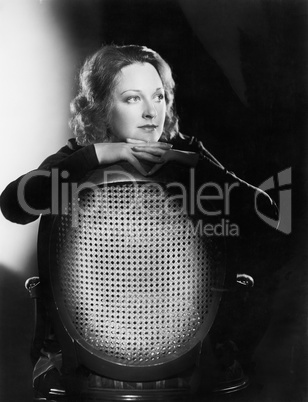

{"left": 146, "top": 149, "right": 199, "bottom": 176}
{"left": 94, "top": 139, "right": 173, "bottom": 176}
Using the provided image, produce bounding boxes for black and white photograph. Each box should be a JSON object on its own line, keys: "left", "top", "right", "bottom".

{"left": 0, "top": 1, "right": 307, "bottom": 401}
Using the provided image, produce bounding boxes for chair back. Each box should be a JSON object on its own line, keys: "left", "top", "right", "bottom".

{"left": 39, "top": 163, "right": 225, "bottom": 384}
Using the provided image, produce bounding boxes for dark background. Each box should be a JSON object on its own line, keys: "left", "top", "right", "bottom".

{"left": 0, "top": 0, "right": 307, "bottom": 401}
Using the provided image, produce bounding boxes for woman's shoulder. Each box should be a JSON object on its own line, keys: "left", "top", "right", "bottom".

{"left": 66, "top": 137, "right": 82, "bottom": 151}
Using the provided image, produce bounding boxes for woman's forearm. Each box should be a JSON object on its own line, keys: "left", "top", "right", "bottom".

{"left": 0, "top": 144, "right": 99, "bottom": 224}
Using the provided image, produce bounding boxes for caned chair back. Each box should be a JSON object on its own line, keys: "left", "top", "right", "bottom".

{"left": 40, "top": 164, "right": 225, "bottom": 382}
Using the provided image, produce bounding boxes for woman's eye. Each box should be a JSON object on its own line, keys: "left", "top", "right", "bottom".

{"left": 154, "top": 93, "right": 165, "bottom": 102}
{"left": 126, "top": 96, "right": 140, "bottom": 103}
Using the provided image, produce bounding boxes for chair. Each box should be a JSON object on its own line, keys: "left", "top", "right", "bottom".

{"left": 26, "top": 161, "right": 249, "bottom": 401}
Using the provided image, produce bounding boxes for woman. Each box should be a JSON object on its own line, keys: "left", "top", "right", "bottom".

{"left": 0, "top": 44, "right": 276, "bottom": 226}
{"left": 0, "top": 45, "right": 212, "bottom": 223}
{"left": 0, "top": 44, "right": 278, "bottom": 396}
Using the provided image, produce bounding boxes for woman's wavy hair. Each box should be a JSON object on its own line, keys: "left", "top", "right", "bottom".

{"left": 70, "top": 44, "right": 179, "bottom": 145}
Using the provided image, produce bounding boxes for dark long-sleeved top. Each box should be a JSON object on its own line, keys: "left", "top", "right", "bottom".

{"left": 0, "top": 133, "right": 278, "bottom": 233}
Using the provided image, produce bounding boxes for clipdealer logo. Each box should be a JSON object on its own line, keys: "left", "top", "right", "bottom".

{"left": 255, "top": 167, "right": 292, "bottom": 234}
{"left": 17, "top": 167, "right": 292, "bottom": 234}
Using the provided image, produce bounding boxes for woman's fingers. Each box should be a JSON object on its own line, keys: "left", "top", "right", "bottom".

{"left": 132, "top": 143, "right": 173, "bottom": 158}
{"left": 145, "top": 150, "right": 199, "bottom": 176}
{"left": 127, "top": 139, "right": 173, "bottom": 149}
{"left": 94, "top": 142, "right": 176, "bottom": 176}
{"left": 132, "top": 146, "right": 166, "bottom": 157}
{"left": 131, "top": 150, "right": 164, "bottom": 163}
{"left": 126, "top": 138, "right": 147, "bottom": 144}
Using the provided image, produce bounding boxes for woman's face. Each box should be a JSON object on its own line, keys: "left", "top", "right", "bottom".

{"left": 109, "top": 62, "right": 166, "bottom": 142}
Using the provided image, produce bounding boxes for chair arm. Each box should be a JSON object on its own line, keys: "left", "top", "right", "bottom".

{"left": 211, "top": 274, "right": 254, "bottom": 292}
{"left": 236, "top": 273, "right": 254, "bottom": 288}
{"left": 25, "top": 276, "right": 41, "bottom": 299}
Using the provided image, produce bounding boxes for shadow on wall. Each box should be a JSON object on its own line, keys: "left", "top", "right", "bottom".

{"left": 0, "top": 256, "right": 37, "bottom": 402}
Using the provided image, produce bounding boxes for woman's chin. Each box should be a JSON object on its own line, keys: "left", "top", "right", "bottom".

{"left": 131, "top": 132, "right": 161, "bottom": 143}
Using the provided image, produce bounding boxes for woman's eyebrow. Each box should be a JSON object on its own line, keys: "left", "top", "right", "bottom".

{"left": 120, "top": 87, "right": 163, "bottom": 95}
{"left": 121, "top": 89, "right": 141, "bottom": 95}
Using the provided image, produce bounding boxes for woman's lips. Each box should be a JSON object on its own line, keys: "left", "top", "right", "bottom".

{"left": 138, "top": 124, "right": 158, "bottom": 131}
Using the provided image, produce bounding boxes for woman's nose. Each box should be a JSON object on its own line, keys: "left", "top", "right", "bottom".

{"left": 142, "top": 101, "right": 157, "bottom": 119}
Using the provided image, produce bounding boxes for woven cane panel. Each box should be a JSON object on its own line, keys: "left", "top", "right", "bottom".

{"left": 54, "top": 183, "right": 222, "bottom": 366}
